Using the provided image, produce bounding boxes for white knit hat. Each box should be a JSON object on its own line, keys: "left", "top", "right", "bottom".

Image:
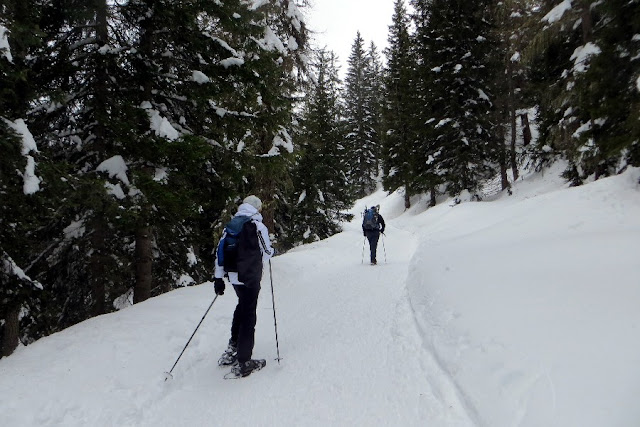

{"left": 243, "top": 195, "right": 262, "bottom": 212}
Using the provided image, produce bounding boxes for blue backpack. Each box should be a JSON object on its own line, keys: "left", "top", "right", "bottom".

{"left": 363, "top": 208, "right": 378, "bottom": 231}
{"left": 217, "top": 215, "right": 263, "bottom": 283}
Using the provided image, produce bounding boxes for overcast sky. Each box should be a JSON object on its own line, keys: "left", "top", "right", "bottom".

{"left": 304, "top": 0, "right": 396, "bottom": 74}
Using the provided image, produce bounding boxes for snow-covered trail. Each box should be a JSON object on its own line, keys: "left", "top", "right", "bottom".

{"left": 0, "top": 193, "right": 474, "bottom": 427}
{"left": 141, "top": 203, "right": 473, "bottom": 426}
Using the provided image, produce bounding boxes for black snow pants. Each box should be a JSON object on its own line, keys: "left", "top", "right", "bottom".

{"left": 230, "top": 282, "right": 261, "bottom": 364}
{"left": 365, "top": 229, "right": 380, "bottom": 263}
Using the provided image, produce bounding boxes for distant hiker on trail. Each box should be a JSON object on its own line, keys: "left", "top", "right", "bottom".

{"left": 362, "top": 205, "right": 385, "bottom": 265}
{"left": 214, "top": 195, "right": 274, "bottom": 378}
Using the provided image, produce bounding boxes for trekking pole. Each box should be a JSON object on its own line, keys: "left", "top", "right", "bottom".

{"left": 164, "top": 295, "right": 218, "bottom": 381}
{"left": 361, "top": 237, "right": 366, "bottom": 264}
{"left": 269, "top": 259, "right": 282, "bottom": 364}
{"left": 381, "top": 233, "right": 387, "bottom": 263}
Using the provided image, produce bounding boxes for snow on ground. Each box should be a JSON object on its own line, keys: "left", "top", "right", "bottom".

{"left": 1, "top": 164, "right": 639, "bottom": 427}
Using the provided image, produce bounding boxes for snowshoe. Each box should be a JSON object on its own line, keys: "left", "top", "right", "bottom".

{"left": 218, "top": 341, "right": 238, "bottom": 366}
{"left": 231, "top": 359, "right": 266, "bottom": 378}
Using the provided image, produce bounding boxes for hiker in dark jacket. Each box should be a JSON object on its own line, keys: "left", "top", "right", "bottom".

{"left": 214, "top": 195, "right": 273, "bottom": 377}
{"left": 362, "top": 205, "right": 385, "bottom": 265}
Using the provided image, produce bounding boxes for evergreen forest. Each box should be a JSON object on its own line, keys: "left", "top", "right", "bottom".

{"left": 1, "top": 0, "right": 639, "bottom": 357}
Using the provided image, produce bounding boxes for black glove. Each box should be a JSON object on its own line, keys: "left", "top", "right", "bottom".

{"left": 214, "top": 278, "right": 225, "bottom": 295}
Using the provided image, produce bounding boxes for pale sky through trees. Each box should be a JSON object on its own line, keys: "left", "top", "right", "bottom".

{"left": 305, "top": 0, "right": 396, "bottom": 73}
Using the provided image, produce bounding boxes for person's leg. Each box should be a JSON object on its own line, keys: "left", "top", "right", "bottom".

{"left": 366, "top": 232, "right": 374, "bottom": 263}
{"left": 230, "top": 299, "right": 241, "bottom": 345}
{"left": 233, "top": 284, "right": 261, "bottom": 364}
{"left": 219, "top": 300, "right": 241, "bottom": 366}
{"left": 369, "top": 232, "right": 380, "bottom": 263}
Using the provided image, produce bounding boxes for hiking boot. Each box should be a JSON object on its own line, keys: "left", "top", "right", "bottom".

{"left": 232, "top": 359, "right": 266, "bottom": 377}
{"left": 218, "top": 341, "right": 238, "bottom": 366}
{"left": 371, "top": 259, "right": 377, "bottom": 265}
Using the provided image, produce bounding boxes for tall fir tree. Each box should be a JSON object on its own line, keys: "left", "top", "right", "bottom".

{"left": 410, "top": 0, "right": 443, "bottom": 205}
{"left": 0, "top": 2, "right": 46, "bottom": 356}
{"left": 344, "top": 31, "right": 381, "bottom": 197}
{"left": 365, "top": 42, "right": 384, "bottom": 176}
{"left": 490, "top": 0, "right": 541, "bottom": 189}
{"left": 382, "top": 0, "right": 417, "bottom": 208}
{"left": 411, "top": 0, "right": 499, "bottom": 199}
{"left": 289, "top": 49, "right": 352, "bottom": 246}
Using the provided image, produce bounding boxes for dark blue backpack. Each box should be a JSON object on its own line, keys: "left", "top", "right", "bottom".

{"left": 363, "top": 208, "right": 378, "bottom": 230}
{"left": 217, "top": 215, "right": 263, "bottom": 283}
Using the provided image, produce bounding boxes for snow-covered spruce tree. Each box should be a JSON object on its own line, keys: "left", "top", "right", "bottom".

{"left": 344, "top": 32, "right": 381, "bottom": 197}
{"left": 0, "top": 6, "right": 45, "bottom": 356}
{"left": 0, "top": 119, "right": 43, "bottom": 357}
{"left": 8, "top": 0, "right": 155, "bottom": 329}
{"left": 411, "top": 0, "right": 500, "bottom": 199}
{"left": 288, "top": 49, "right": 352, "bottom": 246}
{"left": 365, "top": 41, "right": 384, "bottom": 177}
{"left": 117, "top": 0, "right": 308, "bottom": 297}
{"left": 382, "top": 0, "right": 417, "bottom": 208}
{"left": 115, "top": 0, "right": 278, "bottom": 303}
{"left": 490, "top": 0, "right": 541, "bottom": 188}
{"left": 409, "top": 0, "right": 444, "bottom": 205}
{"left": 533, "top": 0, "right": 640, "bottom": 183}
{"left": 234, "top": 0, "right": 309, "bottom": 247}
{"left": 25, "top": 0, "right": 139, "bottom": 322}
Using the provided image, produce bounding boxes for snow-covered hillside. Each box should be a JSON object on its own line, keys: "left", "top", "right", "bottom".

{"left": 1, "top": 164, "right": 639, "bottom": 427}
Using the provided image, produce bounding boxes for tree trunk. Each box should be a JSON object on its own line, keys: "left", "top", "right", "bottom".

{"left": 403, "top": 183, "right": 411, "bottom": 210}
{"left": 1, "top": 304, "right": 20, "bottom": 357}
{"left": 90, "top": 218, "right": 107, "bottom": 316}
{"left": 429, "top": 187, "right": 436, "bottom": 207}
{"left": 498, "top": 125, "right": 510, "bottom": 191}
{"left": 134, "top": 226, "right": 153, "bottom": 304}
{"left": 507, "top": 62, "right": 519, "bottom": 182}
{"left": 88, "top": 0, "right": 110, "bottom": 316}
{"left": 520, "top": 113, "right": 531, "bottom": 146}
{"left": 581, "top": 0, "right": 593, "bottom": 43}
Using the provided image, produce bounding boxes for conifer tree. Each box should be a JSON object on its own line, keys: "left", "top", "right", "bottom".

{"left": 365, "top": 42, "right": 384, "bottom": 175}
{"left": 534, "top": 0, "right": 640, "bottom": 182}
{"left": 344, "top": 32, "right": 380, "bottom": 197}
{"left": 410, "top": 0, "right": 444, "bottom": 205}
{"left": 244, "top": 0, "right": 309, "bottom": 245}
{"left": 382, "top": 0, "right": 416, "bottom": 208}
{"left": 0, "top": 5, "right": 45, "bottom": 356}
{"left": 289, "top": 49, "right": 352, "bottom": 245}
{"left": 490, "top": 0, "right": 539, "bottom": 188}
{"left": 411, "top": 0, "right": 499, "bottom": 198}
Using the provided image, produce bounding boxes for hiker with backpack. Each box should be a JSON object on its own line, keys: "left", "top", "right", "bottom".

{"left": 213, "top": 195, "right": 274, "bottom": 378}
{"left": 362, "top": 205, "right": 385, "bottom": 265}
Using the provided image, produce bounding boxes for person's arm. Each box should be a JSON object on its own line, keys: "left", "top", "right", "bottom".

{"left": 256, "top": 221, "right": 274, "bottom": 261}
{"left": 214, "top": 232, "right": 227, "bottom": 279}
{"left": 379, "top": 215, "right": 386, "bottom": 233}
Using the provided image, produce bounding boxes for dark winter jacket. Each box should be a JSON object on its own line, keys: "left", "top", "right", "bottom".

{"left": 214, "top": 203, "right": 273, "bottom": 285}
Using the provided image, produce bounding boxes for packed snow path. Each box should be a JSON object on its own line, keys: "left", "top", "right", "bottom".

{"left": 0, "top": 194, "right": 474, "bottom": 427}
{"left": 142, "top": 193, "right": 474, "bottom": 426}
{"left": 3, "top": 167, "right": 640, "bottom": 426}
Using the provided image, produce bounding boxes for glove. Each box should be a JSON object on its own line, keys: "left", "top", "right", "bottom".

{"left": 214, "top": 278, "right": 225, "bottom": 295}
{"left": 363, "top": 232, "right": 366, "bottom": 237}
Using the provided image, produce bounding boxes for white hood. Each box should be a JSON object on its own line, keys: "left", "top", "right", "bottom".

{"left": 235, "top": 203, "right": 263, "bottom": 221}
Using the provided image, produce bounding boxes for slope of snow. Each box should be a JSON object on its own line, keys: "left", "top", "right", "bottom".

{"left": 1, "top": 164, "right": 639, "bottom": 427}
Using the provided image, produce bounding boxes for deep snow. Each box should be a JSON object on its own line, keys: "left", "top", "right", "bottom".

{"left": 1, "top": 163, "right": 639, "bottom": 427}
